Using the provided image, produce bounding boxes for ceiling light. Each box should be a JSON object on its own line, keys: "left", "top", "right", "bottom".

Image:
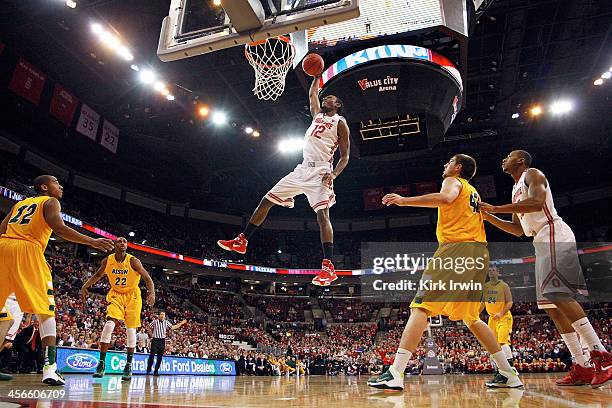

{"left": 601, "top": 71, "right": 611, "bottom": 80}
{"left": 199, "top": 106, "right": 209, "bottom": 117}
{"left": 166, "top": 94, "right": 175, "bottom": 101}
{"left": 511, "top": 113, "right": 519, "bottom": 119}
{"left": 154, "top": 81, "right": 165, "bottom": 92}
{"left": 128, "top": 231, "right": 135, "bottom": 237}
{"left": 66, "top": 0, "right": 77, "bottom": 8}
{"left": 594, "top": 78, "right": 603, "bottom": 86}
{"left": 549, "top": 100, "right": 573, "bottom": 115}
{"left": 213, "top": 0, "right": 222, "bottom": 5}
{"left": 130, "top": 64, "right": 139, "bottom": 71}
{"left": 117, "top": 46, "right": 133, "bottom": 61}
{"left": 244, "top": 127, "right": 254, "bottom": 134}
{"left": 530, "top": 106, "right": 542, "bottom": 116}
{"left": 100, "top": 31, "right": 120, "bottom": 50}
{"left": 252, "top": 130, "right": 260, "bottom": 138}
{"left": 139, "top": 70, "right": 155, "bottom": 84}
{"left": 161, "top": 88, "right": 170, "bottom": 96}
{"left": 278, "top": 137, "right": 304, "bottom": 153}
{"left": 212, "top": 111, "right": 227, "bottom": 125}
{"left": 91, "top": 23, "right": 103, "bottom": 34}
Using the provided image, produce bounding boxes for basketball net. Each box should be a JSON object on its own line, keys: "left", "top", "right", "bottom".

{"left": 245, "top": 36, "right": 295, "bottom": 101}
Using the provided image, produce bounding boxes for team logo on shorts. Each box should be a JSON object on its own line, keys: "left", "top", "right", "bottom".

{"left": 220, "top": 362, "right": 233, "bottom": 374}
{"left": 67, "top": 353, "right": 99, "bottom": 370}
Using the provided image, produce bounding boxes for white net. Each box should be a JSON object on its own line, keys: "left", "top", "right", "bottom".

{"left": 245, "top": 37, "right": 296, "bottom": 101}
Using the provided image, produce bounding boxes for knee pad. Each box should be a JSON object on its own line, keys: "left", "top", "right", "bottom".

{"left": 100, "top": 320, "right": 116, "bottom": 344}
{"left": 38, "top": 315, "right": 57, "bottom": 339}
{"left": 126, "top": 328, "right": 137, "bottom": 349}
{"left": 463, "top": 318, "right": 481, "bottom": 328}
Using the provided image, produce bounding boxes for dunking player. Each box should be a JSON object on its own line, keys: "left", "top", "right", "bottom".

{"left": 367, "top": 155, "right": 522, "bottom": 390}
{"left": 482, "top": 266, "right": 515, "bottom": 385}
{"left": 0, "top": 175, "right": 114, "bottom": 385}
{"left": 80, "top": 237, "right": 155, "bottom": 381}
{"left": 480, "top": 150, "right": 611, "bottom": 388}
{"left": 217, "top": 76, "right": 350, "bottom": 286}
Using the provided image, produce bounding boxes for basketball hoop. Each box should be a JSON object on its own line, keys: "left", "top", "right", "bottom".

{"left": 245, "top": 36, "right": 295, "bottom": 101}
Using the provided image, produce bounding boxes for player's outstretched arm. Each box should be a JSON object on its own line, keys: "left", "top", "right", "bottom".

{"left": 482, "top": 212, "right": 524, "bottom": 237}
{"left": 171, "top": 319, "right": 187, "bottom": 330}
{"left": 80, "top": 257, "right": 107, "bottom": 305}
{"left": 382, "top": 177, "right": 462, "bottom": 208}
{"left": 309, "top": 76, "right": 322, "bottom": 117}
{"left": 0, "top": 204, "right": 15, "bottom": 235}
{"left": 480, "top": 169, "right": 547, "bottom": 214}
{"left": 43, "top": 198, "right": 114, "bottom": 251}
{"left": 131, "top": 257, "right": 155, "bottom": 306}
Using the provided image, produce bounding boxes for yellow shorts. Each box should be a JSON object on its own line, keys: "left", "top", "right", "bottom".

{"left": 409, "top": 242, "right": 488, "bottom": 322}
{"left": 0, "top": 239, "right": 55, "bottom": 316}
{"left": 488, "top": 314, "right": 513, "bottom": 345}
{"left": 106, "top": 288, "right": 142, "bottom": 328}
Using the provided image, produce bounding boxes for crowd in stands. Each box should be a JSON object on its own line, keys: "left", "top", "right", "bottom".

{"left": 244, "top": 294, "right": 308, "bottom": 322}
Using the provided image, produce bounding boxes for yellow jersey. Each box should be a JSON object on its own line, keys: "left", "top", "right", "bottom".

{"left": 1, "top": 196, "right": 53, "bottom": 251}
{"left": 436, "top": 177, "right": 486, "bottom": 243}
{"left": 484, "top": 279, "right": 511, "bottom": 316}
{"left": 104, "top": 253, "right": 141, "bottom": 293}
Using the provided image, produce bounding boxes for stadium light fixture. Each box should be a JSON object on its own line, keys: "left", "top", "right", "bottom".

{"left": 161, "top": 88, "right": 170, "bottom": 96}
{"left": 252, "top": 130, "right": 260, "bottom": 138}
{"left": 100, "top": 31, "right": 120, "bottom": 50}
{"left": 91, "top": 252, "right": 98, "bottom": 255}
{"left": 128, "top": 231, "right": 135, "bottom": 237}
{"left": 91, "top": 23, "right": 103, "bottom": 34}
{"left": 139, "top": 70, "right": 155, "bottom": 84}
{"left": 530, "top": 106, "right": 542, "bottom": 116}
{"left": 244, "top": 126, "right": 254, "bottom": 134}
{"left": 199, "top": 106, "right": 209, "bottom": 117}
{"left": 130, "top": 64, "right": 139, "bottom": 71}
{"left": 213, "top": 0, "right": 222, "bottom": 5}
{"left": 549, "top": 100, "right": 573, "bottom": 115}
{"left": 278, "top": 137, "right": 304, "bottom": 153}
{"left": 594, "top": 79, "right": 603, "bottom": 86}
{"left": 154, "top": 81, "right": 165, "bottom": 92}
{"left": 212, "top": 111, "right": 227, "bottom": 125}
{"left": 601, "top": 71, "right": 612, "bottom": 80}
{"left": 66, "top": 0, "right": 77, "bottom": 8}
{"left": 166, "top": 94, "right": 175, "bottom": 101}
{"left": 117, "top": 46, "right": 134, "bottom": 61}
{"left": 511, "top": 113, "right": 519, "bottom": 119}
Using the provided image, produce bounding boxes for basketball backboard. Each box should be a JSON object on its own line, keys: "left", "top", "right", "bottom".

{"left": 157, "top": 0, "right": 360, "bottom": 62}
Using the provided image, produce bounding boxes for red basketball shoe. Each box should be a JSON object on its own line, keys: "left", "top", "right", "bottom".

{"left": 312, "top": 259, "right": 338, "bottom": 286}
{"left": 589, "top": 350, "right": 612, "bottom": 388}
{"left": 217, "top": 233, "right": 248, "bottom": 254}
{"left": 555, "top": 363, "right": 594, "bottom": 386}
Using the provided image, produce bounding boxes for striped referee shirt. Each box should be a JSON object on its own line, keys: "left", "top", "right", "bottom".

{"left": 149, "top": 319, "right": 173, "bottom": 339}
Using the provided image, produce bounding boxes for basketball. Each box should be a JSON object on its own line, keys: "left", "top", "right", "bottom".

{"left": 302, "top": 53, "right": 325, "bottom": 77}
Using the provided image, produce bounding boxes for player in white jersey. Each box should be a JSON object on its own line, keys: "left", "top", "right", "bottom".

{"left": 217, "top": 76, "right": 350, "bottom": 286}
{"left": 480, "top": 150, "right": 611, "bottom": 388}
{"left": 0, "top": 293, "right": 24, "bottom": 380}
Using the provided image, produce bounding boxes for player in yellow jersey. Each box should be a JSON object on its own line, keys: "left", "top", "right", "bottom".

{"left": 0, "top": 175, "right": 113, "bottom": 385}
{"left": 80, "top": 236, "right": 155, "bottom": 381}
{"left": 368, "top": 155, "right": 522, "bottom": 390}
{"left": 482, "top": 266, "right": 515, "bottom": 385}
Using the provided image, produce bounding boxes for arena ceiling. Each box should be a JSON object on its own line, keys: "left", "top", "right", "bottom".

{"left": 0, "top": 0, "right": 610, "bottom": 216}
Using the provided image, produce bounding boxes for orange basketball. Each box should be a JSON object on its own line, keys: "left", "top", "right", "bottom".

{"left": 302, "top": 53, "right": 325, "bottom": 77}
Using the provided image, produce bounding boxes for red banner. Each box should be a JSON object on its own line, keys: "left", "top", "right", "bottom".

{"left": 415, "top": 181, "right": 438, "bottom": 195}
{"left": 49, "top": 84, "right": 79, "bottom": 126}
{"left": 8, "top": 58, "right": 46, "bottom": 105}
{"left": 363, "top": 187, "right": 385, "bottom": 210}
{"left": 388, "top": 185, "right": 410, "bottom": 196}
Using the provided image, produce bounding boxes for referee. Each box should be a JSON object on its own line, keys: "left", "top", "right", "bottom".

{"left": 146, "top": 312, "right": 187, "bottom": 376}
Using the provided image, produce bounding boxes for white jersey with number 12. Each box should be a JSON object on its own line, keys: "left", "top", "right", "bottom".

{"left": 302, "top": 113, "right": 344, "bottom": 163}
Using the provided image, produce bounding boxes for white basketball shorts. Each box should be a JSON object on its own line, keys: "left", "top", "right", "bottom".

{"left": 533, "top": 220, "right": 588, "bottom": 309}
{"left": 265, "top": 161, "right": 336, "bottom": 212}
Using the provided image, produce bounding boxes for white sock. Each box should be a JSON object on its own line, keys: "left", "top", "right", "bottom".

{"left": 501, "top": 344, "right": 513, "bottom": 360}
{"left": 561, "top": 332, "right": 588, "bottom": 367}
{"left": 491, "top": 351, "right": 513, "bottom": 375}
{"left": 391, "top": 348, "right": 411, "bottom": 375}
{"left": 571, "top": 317, "right": 606, "bottom": 352}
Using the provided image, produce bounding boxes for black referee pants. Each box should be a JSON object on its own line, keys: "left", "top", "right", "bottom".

{"left": 147, "top": 338, "right": 166, "bottom": 374}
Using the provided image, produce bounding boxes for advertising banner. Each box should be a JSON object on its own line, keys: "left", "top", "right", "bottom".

{"left": 56, "top": 347, "right": 236, "bottom": 376}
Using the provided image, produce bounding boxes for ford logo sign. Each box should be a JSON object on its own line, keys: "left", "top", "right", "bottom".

{"left": 220, "top": 363, "right": 233, "bottom": 373}
{"left": 66, "top": 353, "right": 99, "bottom": 370}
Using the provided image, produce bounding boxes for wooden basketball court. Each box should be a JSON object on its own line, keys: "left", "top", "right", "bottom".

{"left": 0, "top": 374, "right": 610, "bottom": 407}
